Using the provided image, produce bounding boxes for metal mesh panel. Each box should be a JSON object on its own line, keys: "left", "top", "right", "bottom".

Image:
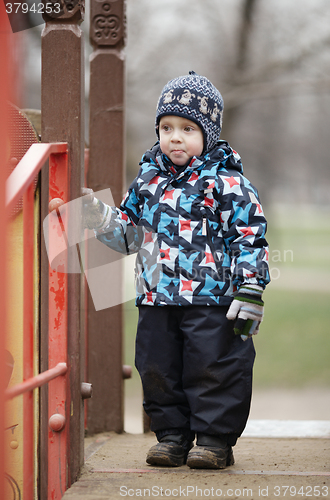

{"left": 6, "top": 103, "right": 39, "bottom": 216}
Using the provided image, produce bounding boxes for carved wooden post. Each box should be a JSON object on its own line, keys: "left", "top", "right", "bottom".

{"left": 40, "top": 0, "right": 85, "bottom": 495}
{"left": 87, "top": 0, "right": 126, "bottom": 434}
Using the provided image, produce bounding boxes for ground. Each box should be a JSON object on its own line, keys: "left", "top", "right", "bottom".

{"left": 63, "top": 432, "right": 330, "bottom": 500}
{"left": 62, "top": 388, "right": 330, "bottom": 499}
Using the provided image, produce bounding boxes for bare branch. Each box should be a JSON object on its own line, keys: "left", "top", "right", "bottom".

{"left": 223, "top": 77, "right": 330, "bottom": 110}
{"left": 237, "top": 0, "right": 258, "bottom": 71}
{"left": 237, "top": 32, "right": 330, "bottom": 87}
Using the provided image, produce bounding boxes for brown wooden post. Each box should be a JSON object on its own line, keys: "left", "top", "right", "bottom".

{"left": 40, "top": 0, "right": 85, "bottom": 494}
{"left": 87, "top": 0, "right": 126, "bottom": 434}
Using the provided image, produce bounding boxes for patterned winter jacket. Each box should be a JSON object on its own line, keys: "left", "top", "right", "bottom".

{"left": 96, "top": 141, "right": 270, "bottom": 306}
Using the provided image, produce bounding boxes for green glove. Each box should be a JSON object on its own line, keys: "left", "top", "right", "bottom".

{"left": 82, "top": 188, "right": 111, "bottom": 230}
{"left": 226, "top": 284, "right": 264, "bottom": 340}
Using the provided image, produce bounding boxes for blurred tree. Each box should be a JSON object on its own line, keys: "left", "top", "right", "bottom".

{"left": 220, "top": 0, "right": 330, "bottom": 205}
{"left": 21, "top": 0, "right": 330, "bottom": 205}
{"left": 124, "top": 0, "right": 330, "bottom": 208}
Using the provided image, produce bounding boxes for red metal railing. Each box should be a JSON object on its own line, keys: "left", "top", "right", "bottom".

{"left": 47, "top": 146, "right": 70, "bottom": 500}
{"left": 5, "top": 142, "right": 69, "bottom": 500}
{"left": 5, "top": 363, "right": 68, "bottom": 401}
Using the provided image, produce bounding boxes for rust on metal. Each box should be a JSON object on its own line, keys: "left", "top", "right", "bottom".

{"left": 47, "top": 151, "right": 69, "bottom": 500}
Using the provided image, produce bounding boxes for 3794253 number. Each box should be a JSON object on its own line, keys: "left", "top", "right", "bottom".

{"left": 274, "top": 485, "right": 329, "bottom": 497}
{"left": 5, "top": 2, "right": 61, "bottom": 14}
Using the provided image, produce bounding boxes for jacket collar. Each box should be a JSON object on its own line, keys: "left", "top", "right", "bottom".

{"left": 139, "top": 140, "right": 243, "bottom": 180}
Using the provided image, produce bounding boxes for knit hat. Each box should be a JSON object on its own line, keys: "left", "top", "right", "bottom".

{"left": 155, "top": 71, "right": 224, "bottom": 152}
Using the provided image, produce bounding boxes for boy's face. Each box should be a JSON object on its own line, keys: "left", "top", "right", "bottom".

{"left": 159, "top": 115, "right": 204, "bottom": 166}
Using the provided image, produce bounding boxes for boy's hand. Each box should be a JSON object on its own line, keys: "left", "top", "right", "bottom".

{"left": 226, "top": 285, "right": 264, "bottom": 340}
{"left": 81, "top": 187, "right": 111, "bottom": 230}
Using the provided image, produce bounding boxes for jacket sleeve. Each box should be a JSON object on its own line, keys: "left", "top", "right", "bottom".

{"left": 95, "top": 177, "right": 142, "bottom": 255}
{"left": 218, "top": 170, "right": 270, "bottom": 289}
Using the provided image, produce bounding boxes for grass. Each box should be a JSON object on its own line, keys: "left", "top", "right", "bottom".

{"left": 254, "top": 287, "right": 330, "bottom": 387}
{"left": 267, "top": 225, "right": 330, "bottom": 271}
{"left": 266, "top": 205, "right": 330, "bottom": 272}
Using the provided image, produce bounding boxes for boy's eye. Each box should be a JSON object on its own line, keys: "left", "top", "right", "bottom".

{"left": 162, "top": 125, "right": 170, "bottom": 131}
{"left": 184, "top": 126, "right": 193, "bottom": 132}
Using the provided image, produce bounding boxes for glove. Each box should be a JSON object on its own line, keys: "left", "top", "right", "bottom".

{"left": 226, "top": 284, "right": 264, "bottom": 340}
{"left": 81, "top": 187, "right": 111, "bottom": 230}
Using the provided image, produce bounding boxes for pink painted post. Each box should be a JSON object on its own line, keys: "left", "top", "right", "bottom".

{"left": 47, "top": 151, "right": 69, "bottom": 499}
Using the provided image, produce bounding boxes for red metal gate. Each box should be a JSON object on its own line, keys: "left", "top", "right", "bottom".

{"left": 5, "top": 142, "right": 70, "bottom": 500}
{"left": 1, "top": 0, "right": 127, "bottom": 497}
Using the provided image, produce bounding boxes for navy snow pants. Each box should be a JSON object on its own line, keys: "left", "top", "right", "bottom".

{"left": 135, "top": 305, "right": 256, "bottom": 446}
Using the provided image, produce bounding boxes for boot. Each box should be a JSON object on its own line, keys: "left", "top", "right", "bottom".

{"left": 186, "top": 433, "right": 235, "bottom": 469}
{"left": 146, "top": 434, "right": 194, "bottom": 467}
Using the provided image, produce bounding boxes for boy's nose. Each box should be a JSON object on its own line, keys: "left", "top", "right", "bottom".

{"left": 171, "top": 129, "right": 182, "bottom": 142}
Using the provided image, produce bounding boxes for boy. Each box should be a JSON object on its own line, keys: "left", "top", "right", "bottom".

{"left": 83, "top": 71, "right": 270, "bottom": 469}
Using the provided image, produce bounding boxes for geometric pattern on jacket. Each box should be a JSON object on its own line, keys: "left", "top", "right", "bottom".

{"left": 96, "top": 140, "right": 270, "bottom": 306}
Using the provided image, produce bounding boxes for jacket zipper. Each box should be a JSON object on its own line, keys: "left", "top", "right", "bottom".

{"left": 200, "top": 207, "right": 222, "bottom": 278}
{"left": 202, "top": 217, "right": 207, "bottom": 236}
